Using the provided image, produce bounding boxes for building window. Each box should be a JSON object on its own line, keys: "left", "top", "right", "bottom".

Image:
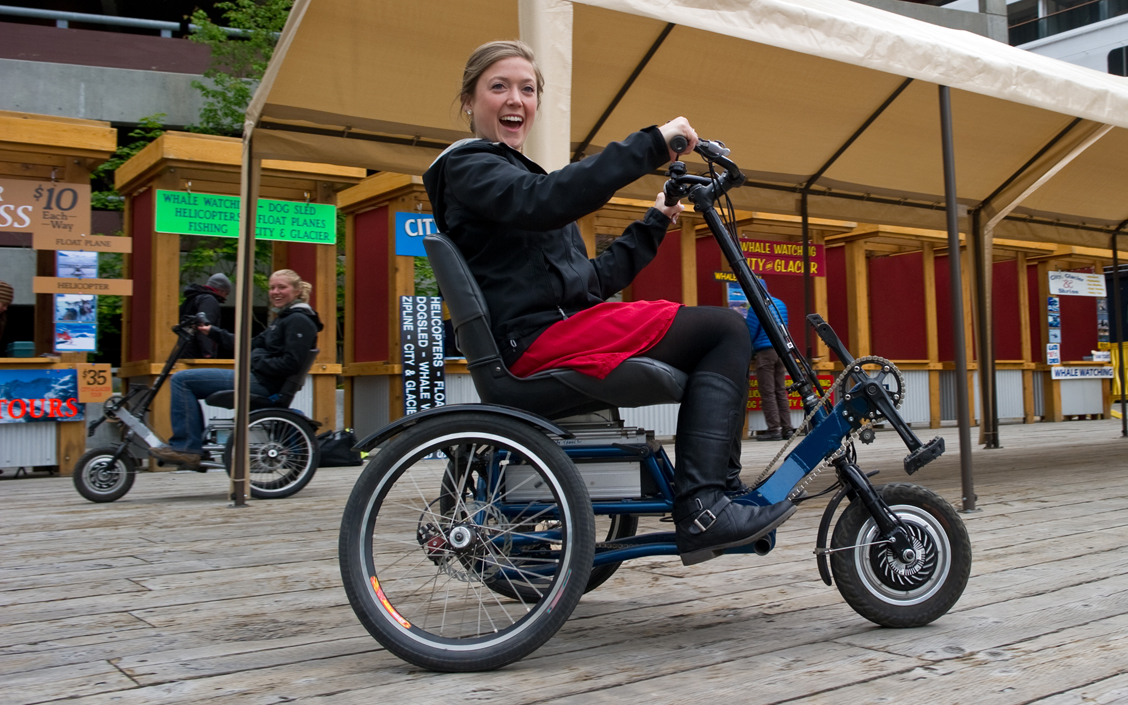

{"left": 1111, "top": 46, "right": 1128, "bottom": 75}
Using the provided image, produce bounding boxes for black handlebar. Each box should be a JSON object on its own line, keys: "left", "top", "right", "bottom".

{"left": 669, "top": 134, "right": 688, "bottom": 155}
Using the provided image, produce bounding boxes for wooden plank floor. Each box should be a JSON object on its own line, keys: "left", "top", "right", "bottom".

{"left": 2, "top": 419, "right": 1127, "bottom": 704}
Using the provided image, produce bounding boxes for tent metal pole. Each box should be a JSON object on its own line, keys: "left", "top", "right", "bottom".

{"left": 940, "top": 85, "right": 976, "bottom": 512}
{"left": 1113, "top": 231, "right": 1127, "bottom": 437}
{"left": 802, "top": 192, "right": 812, "bottom": 360}
{"left": 971, "top": 208, "right": 1000, "bottom": 448}
{"left": 230, "top": 132, "right": 261, "bottom": 507}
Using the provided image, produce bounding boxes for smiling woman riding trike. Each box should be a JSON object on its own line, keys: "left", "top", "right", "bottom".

{"left": 336, "top": 40, "right": 970, "bottom": 672}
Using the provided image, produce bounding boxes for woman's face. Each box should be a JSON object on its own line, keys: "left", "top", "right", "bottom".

{"left": 463, "top": 56, "right": 538, "bottom": 151}
{"left": 268, "top": 275, "right": 299, "bottom": 308}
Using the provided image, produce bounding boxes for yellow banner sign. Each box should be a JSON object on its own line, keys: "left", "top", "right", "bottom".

{"left": 77, "top": 364, "right": 113, "bottom": 403}
{"left": 0, "top": 179, "right": 91, "bottom": 238}
{"left": 33, "top": 277, "right": 133, "bottom": 296}
{"left": 33, "top": 231, "right": 132, "bottom": 253}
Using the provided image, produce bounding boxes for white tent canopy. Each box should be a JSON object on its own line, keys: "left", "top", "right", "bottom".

{"left": 226, "top": 0, "right": 1128, "bottom": 502}
{"left": 246, "top": 0, "right": 1128, "bottom": 247}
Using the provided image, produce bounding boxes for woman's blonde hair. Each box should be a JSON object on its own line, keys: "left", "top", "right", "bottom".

{"left": 459, "top": 40, "right": 544, "bottom": 133}
{"left": 271, "top": 269, "right": 311, "bottom": 305}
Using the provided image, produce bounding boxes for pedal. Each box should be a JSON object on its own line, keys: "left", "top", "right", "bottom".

{"left": 903, "top": 436, "right": 944, "bottom": 475}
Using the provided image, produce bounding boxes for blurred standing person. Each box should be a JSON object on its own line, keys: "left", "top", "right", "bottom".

{"left": 0, "top": 280, "right": 12, "bottom": 341}
{"left": 746, "top": 281, "right": 795, "bottom": 441}
{"left": 179, "top": 273, "right": 232, "bottom": 359}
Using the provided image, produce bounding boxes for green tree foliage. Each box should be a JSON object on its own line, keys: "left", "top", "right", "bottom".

{"left": 90, "top": 114, "right": 166, "bottom": 210}
{"left": 188, "top": 0, "right": 293, "bottom": 135}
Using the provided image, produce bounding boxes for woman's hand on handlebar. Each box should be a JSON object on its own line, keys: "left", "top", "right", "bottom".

{"left": 654, "top": 192, "right": 684, "bottom": 224}
{"left": 659, "top": 117, "right": 698, "bottom": 163}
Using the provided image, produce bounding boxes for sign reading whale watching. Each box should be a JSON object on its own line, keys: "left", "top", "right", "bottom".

{"left": 154, "top": 190, "right": 337, "bottom": 244}
{"left": 395, "top": 212, "right": 437, "bottom": 256}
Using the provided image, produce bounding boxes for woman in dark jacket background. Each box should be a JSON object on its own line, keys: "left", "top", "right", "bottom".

{"left": 422, "top": 40, "right": 795, "bottom": 566}
{"left": 149, "top": 269, "right": 322, "bottom": 469}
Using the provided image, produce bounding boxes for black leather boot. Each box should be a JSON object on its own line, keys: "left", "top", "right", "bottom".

{"left": 725, "top": 430, "right": 751, "bottom": 497}
{"left": 674, "top": 372, "right": 796, "bottom": 566}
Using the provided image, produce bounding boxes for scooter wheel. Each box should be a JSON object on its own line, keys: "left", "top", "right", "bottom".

{"left": 830, "top": 483, "right": 971, "bottom": 628}
{"left": 73, "top": 447, "right": 136, "bottom": 503}
{"left": 339, "top": 412, "right": 594, "bottom": 672}
{"left": 222, "top": 409, "right": 319, "bottom": 499}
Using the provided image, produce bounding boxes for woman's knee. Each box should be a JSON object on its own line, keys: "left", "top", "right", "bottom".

{"left": 718, "top": 308, "right": 752, "bottom": 358}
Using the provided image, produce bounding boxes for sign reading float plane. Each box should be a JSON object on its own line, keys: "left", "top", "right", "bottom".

{"left": 154, "top": 190, "right": 337, "bottom": 244}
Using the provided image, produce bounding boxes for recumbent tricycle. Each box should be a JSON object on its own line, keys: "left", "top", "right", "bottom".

{"left": 72, "top": 312, "right": 322, "bottom": 502}
{"left": 337, "top": 138, "right": 971, "bottom": 672}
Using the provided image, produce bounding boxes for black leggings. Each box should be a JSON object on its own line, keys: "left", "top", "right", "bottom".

{"left": 639, "top": 306, "right": 751, "bottom": 390}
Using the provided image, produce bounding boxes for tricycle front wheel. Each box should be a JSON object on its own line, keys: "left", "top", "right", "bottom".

{"left": 830, "top": 483, "right": 971, "bottom": 628}
{"left": 73, "top": 447, "right": 136, "bottom": 503}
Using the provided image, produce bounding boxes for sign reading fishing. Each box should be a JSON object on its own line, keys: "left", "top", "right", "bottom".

{"left": 154, "top": 190, "right": 337, "bottom": 244}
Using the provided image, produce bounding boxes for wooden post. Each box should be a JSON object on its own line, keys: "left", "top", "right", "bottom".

{"left": 844, "top": 240, "right": 870, "bottom": 358}
{"left": 1016, "top": 253, "right": 1036, "bottom": 423}
{"left": 922, "top": 243, "right": 942, "bottom": 429}
{"left": 812, "top": 232, "right": 829, "bottom": 362}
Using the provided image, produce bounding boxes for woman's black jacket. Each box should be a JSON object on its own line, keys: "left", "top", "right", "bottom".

{"left": 209, "top": 303, "right": 323, "bottom": 395}
{"left": 422, "top": 127, "right": 672, "bottom": 366}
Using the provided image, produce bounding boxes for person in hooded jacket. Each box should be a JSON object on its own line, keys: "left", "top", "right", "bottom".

{"left": 422, "top": 40, "right": 795, "bottom": 566}
{"left": 179, "top": 273, "right": 233, "bottom": 359}
{"left": 149, "top": 269, "right": 323, "bottom": 469}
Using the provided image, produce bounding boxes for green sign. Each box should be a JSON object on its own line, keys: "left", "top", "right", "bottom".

{"left": 154, "top": 190, "right": 336, "bottom": 244}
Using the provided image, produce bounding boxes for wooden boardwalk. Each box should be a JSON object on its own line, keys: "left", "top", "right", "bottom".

{"left": 2, "top": 419, "right": 1127, "bottom": 704}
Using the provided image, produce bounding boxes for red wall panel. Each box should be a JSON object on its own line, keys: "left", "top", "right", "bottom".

{"left": 629, "top": 228, "right": 682, "bottom": 302}
{"left": 129, "top": 188, "right": 153, "bottom": 363}
{"left": 869, "top": 252, "right": 927, "bottom": 360}
{"left": 992, "top": 260, "right": 1023, "bottom": 361}
{"left": 826, "top": 246, "right": 849, "bottom": 355}
{"left": 1060, "top": 278, "right": 1098, "bottom": 361}
{"left": 1028, "top": 264, "right": 1043, "bottom": 363}
{"left": 354, "top": 207, "right": 389, "bottom": 362}
{"left": 696, "top": 235, "right": 724, "bottom": 307}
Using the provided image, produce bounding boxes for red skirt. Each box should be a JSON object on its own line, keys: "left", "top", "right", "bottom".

{"left": 509, "top": 300, "right": 682, "bottom": 380}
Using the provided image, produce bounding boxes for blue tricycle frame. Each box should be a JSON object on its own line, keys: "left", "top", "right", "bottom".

{"left": 339, "top": 138, "right": 970, "bottom": 673}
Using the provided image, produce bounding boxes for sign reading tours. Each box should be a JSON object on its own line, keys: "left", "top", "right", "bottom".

{"left": 748, "top": 373, "right": 835, "bottom": 411}
{"left": 0, "top": 369, "right": 85, "bottom": 424}
{"left": 154, "top": 190, "right": 337, "bottom": 244}
{"left": 400, "top": 296, "right": 446, "bottom": 417}
{"left": 738, "top": 238, "right": 825, "bottom": 277}
{"left": 1048, "top": 270, "right": 1107, "bottom": 298}
{"left": 0, "top": 178, "right": 91, "bottom": 240}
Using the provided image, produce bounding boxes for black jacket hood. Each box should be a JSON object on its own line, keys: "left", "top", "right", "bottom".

{"left": 279, "top": 302, "right": 324, "bottom": 332}
{"left": 183, "top": 283, "right": 226, "bottom": 304}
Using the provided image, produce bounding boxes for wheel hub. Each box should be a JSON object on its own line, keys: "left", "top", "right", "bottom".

{"left": 869, "top": 523, "right": 936, "bottom": 590}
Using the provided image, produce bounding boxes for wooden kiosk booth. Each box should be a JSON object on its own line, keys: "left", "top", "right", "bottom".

{"left": 115, "top": 131, "right": 363, "bottom": 462}
{"left": 0, "top": 111, "right": 116, "bottom": 475}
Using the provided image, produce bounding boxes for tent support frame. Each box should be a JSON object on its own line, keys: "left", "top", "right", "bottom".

{"left": 571, "top": 22, "right": 675, "bottom": 162}
{"left": 940, "top": 85, "right": 976, "bottom": 513}
{"left": 230, "top": 131, "right": 261, "bottom": 507}
{"left": 1114, "top": 230, "right": 1127, "bottom": 437}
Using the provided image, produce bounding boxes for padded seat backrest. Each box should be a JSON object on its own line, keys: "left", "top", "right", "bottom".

{"left": 423, "top": 235, "right": 504, "bottom": 373}
{"left": 273, "top": 347, "right": 320, "bottom": 407}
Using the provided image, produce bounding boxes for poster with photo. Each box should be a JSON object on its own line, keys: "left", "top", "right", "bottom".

{"left": 53, "top": 251, "right": 99, "bottom": 353}
{"left": 726, "top": 283, "right": 749, "bottom": 319}
{"left": 1049, "top": 328, "right": 1062, "bottom": 344}
{"left": 1047, "top": 296, "right": 1060, "bottom": 314}
{"left": 1097, "top": 298, "right": 1110, "bottom": 343}
{"left": 56, "top": 250, "right": 99, "bottom": 279}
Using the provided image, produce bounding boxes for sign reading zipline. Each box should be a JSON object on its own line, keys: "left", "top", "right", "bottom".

{"left": 154, "top": 190, "right": 337, "bottom": 244}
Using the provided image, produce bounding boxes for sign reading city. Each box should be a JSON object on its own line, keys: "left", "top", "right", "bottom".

{"left": 738, "top": 238, "right": 825, "bottom": 277}
{"left": 0, "top": 178, "right": 91, "bottom": 240}
{"left": 1048, "top": 270, "right": 1107, "bottom": 297}
{"left": 394, "top": 212, "right": 437, "bottom": 256}
{"left": 154, "top": 190, "right": 337, "bottom": 244}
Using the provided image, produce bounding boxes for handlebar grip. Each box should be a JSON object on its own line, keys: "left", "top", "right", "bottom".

{"left": 669, "top": 134, "right": 688, "bottom": 155}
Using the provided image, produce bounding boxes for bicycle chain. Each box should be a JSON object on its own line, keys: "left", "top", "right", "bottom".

{"left": 748, "top": 356, "right": 906, "bottom": 502}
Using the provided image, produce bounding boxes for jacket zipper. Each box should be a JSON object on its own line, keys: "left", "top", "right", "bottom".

{"left": 557, "top": 306, "right": 569, "bottom": 320}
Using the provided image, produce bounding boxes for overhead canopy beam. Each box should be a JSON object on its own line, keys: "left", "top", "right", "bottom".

{"left": 804, "top": 78, "right": 913, "bottom": 189}
{"left": 571, "top": 22, "right": 675, "bottom": 162}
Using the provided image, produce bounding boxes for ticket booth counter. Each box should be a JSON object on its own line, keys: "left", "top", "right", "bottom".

{"left": 1027, "top": 245, "right": 1116, "bottom": 421}
{"left": 0, "top": 111, "right": 116, "bottom": 474}
{"left": 114, "top": 131, "right": 363, "bottom": 456}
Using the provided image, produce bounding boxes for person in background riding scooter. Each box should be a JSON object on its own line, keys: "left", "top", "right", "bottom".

{"left": 422, "top": 40, "right": 795, "bottom": 566}
{"left": 179, "top": 273, "right": 233, "bottom": 359}
{"left": 746, "top": 279, "right": 796, "bottom": 442}
{"left": 149, "top": 269, "right": 323, "bottom": 470}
